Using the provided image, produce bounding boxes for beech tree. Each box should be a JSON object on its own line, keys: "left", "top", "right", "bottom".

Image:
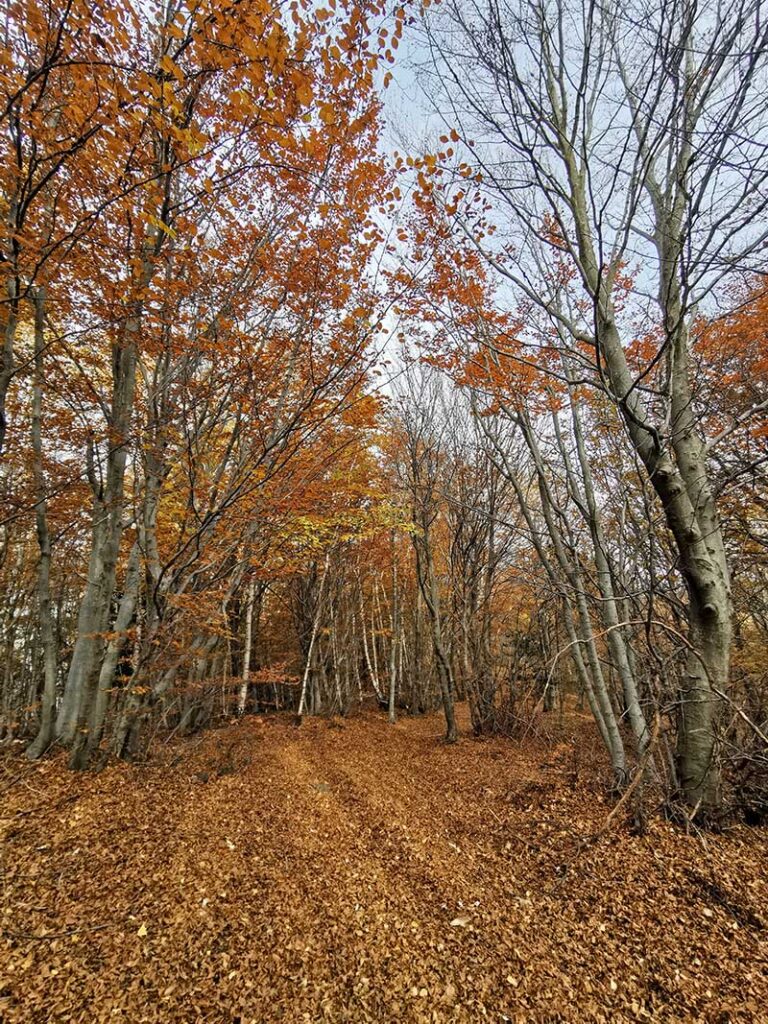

{"left": 417, "top": 0, "right": 768, "bottom": 815}
{"left": 0, "top": 0, "right": 404, "bottom": 766}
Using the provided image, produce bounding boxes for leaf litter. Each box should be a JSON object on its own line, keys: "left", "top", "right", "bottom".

{"left": 1, "top": 707, "right": 766, "bottom": 1022}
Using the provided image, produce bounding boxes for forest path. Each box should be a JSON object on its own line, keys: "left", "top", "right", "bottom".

{"left": 1, "top": 707, "right": 766, "bottom": 1022}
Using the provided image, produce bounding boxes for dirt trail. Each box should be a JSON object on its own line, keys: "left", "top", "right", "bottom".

{"left": 1, "top": 708, "right": 766, "bottom": 1022}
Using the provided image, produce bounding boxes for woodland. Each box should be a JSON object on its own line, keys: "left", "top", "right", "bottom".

{"left": 1, "top": 0, "right": 767, "bottom": 1020}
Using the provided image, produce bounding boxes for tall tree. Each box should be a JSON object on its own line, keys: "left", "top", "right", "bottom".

{"left": 418, "top": 0, "right": 768, "bottom": 815}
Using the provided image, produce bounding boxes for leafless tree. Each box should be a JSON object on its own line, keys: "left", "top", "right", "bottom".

{"left": 421, "top": 0, "right": 768, "bottom": 814}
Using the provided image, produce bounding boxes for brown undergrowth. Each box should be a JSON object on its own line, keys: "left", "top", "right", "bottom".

{"left": 1, "top": 706, "right": 766, "bottom": 1023}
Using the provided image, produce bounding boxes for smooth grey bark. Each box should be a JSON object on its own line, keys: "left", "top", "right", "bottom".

{"left": 388, "top": 532, "right": 399, "bottom": 724}
{"left": 55, "top": 320, "right": 139, "bottom": 747}
{"left": 55, "top": 216, "right": 163, "bottom": 749}
{"left": 26, "top": 287, "right": 58, "bottom": 759}
{"left": 520, "top": 413, "right": 628, "bottom": 780}
{"left": 594, "top": 321, "right": 731, "bottom": 806}
{"left": 71, "top": 542, "right": 141, "bottom": 768}
{"left": 297, "top": 552, "right": 331, "bottom": 719}
{"left": 54, "top": 9, "right": 189, "bottom": 756}
{"left": 554, "top": 376, "right": 650, "bottom": 752}
{"left": 476, "top": 468, "right": 498, "bottom": 727}
{"left": 359, "top": 574, "right": 383, "bottom": 701}
{"left": 396, "top": 370, "right": 458, "bottom": 741}
{"left": 442, "top": 425, "right": 500, "bottom": 732}
{"left": 237, "top": 579, "right": 257, "bottom": 714}
{"left": 472, "top": 404, "right": 623, "bottom": 775}
{"left": 413, "top": 534, "right": 458, "bottom": 743}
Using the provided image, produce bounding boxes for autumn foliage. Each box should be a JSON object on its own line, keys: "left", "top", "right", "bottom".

{"left": 0, "top": 0, "right": 766, "bottom": 826}
{"left": 0, "top": 3, "right": 768, "bottom": 1019}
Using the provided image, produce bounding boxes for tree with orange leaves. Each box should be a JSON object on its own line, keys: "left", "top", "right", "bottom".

{"left": 0, "top": 0, "right": 406, "bottom": 766}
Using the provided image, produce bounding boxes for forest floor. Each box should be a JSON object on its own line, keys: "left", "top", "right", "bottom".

{"left": 1, "top": 705, "right": 767, "bottom": 1024}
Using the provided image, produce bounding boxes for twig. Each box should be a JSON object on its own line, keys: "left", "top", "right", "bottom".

{"left": 0, "top": 767, "right": 38, "bottom": 795}
{"left": 595, "top": 714, "right": 661, "bottom": 834}
{"left": 3, "top": 922, "right": 115, "bottom": 942}
{"left": 712, "top": 687, "right": 768, "bottom": 747}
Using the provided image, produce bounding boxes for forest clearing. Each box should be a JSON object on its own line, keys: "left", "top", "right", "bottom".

{"left": 1, "top": 704, "right": 767, "bottom": 1023}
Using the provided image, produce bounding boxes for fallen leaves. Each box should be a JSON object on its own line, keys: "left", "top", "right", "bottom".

{"left": 449, "top": 915, "right": 471, "bottom": 928}
{"left": 0, "top": 707, "right": 766, "bottom": 1022}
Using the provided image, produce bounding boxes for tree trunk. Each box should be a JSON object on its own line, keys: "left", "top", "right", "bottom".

{"left": 297, "top": 553, "right": 330, "bottom": 720}
{"left": 237, "top": 579, "right": 256, "bottom": 714}
{"left": 555, "top": 383, "right": 649, "bottom": 752}
{"left": 26, "top": 287, "right": 58, "bottom": 759}
{"left": 414, "top": 537, "right": 457, "bottom": 743}
{"left": 388, "top": 533, "right": 399, "bottom": 724}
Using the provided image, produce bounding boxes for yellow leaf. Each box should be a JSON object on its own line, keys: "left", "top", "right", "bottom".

{"left": 147, "top": 214, "right": 177, "bottom": 238}
{"left": 160, "top": 54, "right": 183, "bottom": 83}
